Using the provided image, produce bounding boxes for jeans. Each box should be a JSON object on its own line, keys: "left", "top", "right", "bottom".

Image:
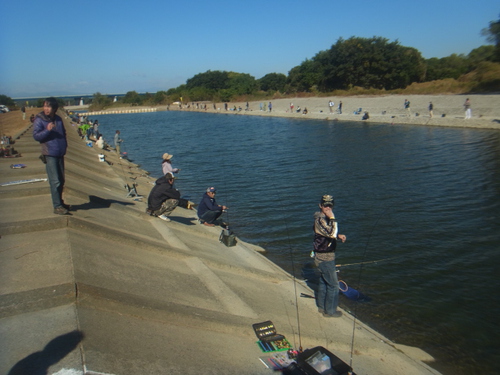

{"left": 316, "top": 258, "right": 339, "bottom": 315}
{"left": 199, "top": 210, "right": 222, "bottom": 224}
{"left": 45, "top": 156, "right": 65, "bottom": 208}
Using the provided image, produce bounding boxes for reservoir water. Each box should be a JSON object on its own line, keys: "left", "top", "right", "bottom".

{"left": 93, "top": 111, "right": 500, "bottom": 375}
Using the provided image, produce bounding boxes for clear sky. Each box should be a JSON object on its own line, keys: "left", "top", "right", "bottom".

{"left": 1, "top": 0, "right": 498, "bottom": 98}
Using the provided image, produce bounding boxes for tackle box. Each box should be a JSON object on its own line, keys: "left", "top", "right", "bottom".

{"left": 253, "top": 320, "right": 292, "bottom": 352}
{"left": 253, "top": 320, "right": 284, "bottom": 342}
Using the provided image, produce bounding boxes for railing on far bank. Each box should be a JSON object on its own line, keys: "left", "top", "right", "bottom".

{"left": 78, "top": 108, "right": 158, "bottom": 116}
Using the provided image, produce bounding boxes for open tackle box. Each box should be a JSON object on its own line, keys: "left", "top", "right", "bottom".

{"left": 253, "top": 320, "right": 292, "bottom": 353}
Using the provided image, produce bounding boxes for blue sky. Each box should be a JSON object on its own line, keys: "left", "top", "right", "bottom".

{"left": 1, "top": 0, "right": 498, "bottom": 98}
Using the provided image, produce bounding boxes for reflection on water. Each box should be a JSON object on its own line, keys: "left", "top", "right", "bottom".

{"left": 96, "top": 111, "right": 500, "bottom": 375}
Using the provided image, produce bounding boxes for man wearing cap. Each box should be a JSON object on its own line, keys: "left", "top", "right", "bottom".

{"left": 161, "top": 152, "right": 180, "bottom": 175}
{"left": 197, "top": 187, "right": 227, "bottom": 227}
{"left": 114, "top": 130, "right": 123, "bottom": 157}
{"left": 146, "top": 173, "right": 180, "bottom": 222}
{"left": 313, "top": 195, "right": 347, "bottom": 318}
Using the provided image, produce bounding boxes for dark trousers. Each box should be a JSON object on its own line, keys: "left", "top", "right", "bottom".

{"left": 45, "top": 156, "right": 65, "bottom": 208}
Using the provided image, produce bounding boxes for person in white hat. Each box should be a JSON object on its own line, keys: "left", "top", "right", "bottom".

{"left": 161, "top": 152, "right": 180, "bottom": 175}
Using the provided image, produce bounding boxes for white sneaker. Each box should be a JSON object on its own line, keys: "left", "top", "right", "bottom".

{"left": 158, "top": 214, "right": 170, "bottom": 221}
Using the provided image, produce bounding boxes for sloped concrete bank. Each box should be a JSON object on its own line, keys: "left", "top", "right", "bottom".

{"left": 0, "top": 117, "right": 442, "bottom": 374}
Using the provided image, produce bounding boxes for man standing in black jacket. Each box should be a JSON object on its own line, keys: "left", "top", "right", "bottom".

{"left": 146, "top": 173, "right": 180, "bottom": 222}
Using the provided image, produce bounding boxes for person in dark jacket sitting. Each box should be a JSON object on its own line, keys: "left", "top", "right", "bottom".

{"left": 147, "top": 173, "right": 180, "bottom": 222}
{"left": 197, "top": 187, "right": 227, "bottom": 227}
{"left": 33, "top": 97, "right": 69, "bottom": 215}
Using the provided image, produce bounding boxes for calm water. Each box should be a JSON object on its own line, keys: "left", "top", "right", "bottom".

{"left": 94, "top": 111, "right": 500, "bottom": 375}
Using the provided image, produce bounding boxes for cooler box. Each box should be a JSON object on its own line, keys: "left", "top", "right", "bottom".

{"left": 287, "top": 346, "right": 355, "bottom": 375}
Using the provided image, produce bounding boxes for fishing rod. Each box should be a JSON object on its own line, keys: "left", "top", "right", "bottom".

{"left": 270, "top": 179, "right": 303, "bottom": 353}
{"left": 337, "top": 253, "right": 409, "bottom": 268}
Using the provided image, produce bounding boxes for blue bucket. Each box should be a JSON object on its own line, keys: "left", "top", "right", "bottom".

{"left": 339, "top": 280, "right": 364, "bottom": 300}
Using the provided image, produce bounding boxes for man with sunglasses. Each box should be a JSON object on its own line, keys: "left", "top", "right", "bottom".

{"left": 313, "top": 195, "right": 347, "bottom": 318}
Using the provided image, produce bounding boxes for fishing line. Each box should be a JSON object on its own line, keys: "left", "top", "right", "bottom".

{"left": 268, "top": 179, "right": 303, "bottom": 352}
{"left": 347, "top": 208, "right": 389, "bottom": 370}
{"left": 218, "top": 148, "right": 231, "bottom": 227}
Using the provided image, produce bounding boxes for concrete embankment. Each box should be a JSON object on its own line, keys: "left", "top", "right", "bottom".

{"left": 0, "top": 116, "right": 442, "bottom": 374}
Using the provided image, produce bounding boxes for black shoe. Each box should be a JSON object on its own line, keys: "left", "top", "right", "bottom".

{"left": 323, "top": 311, "right": 343, "bottom": 318}
{"left": 54, "top": 207, "right": 69, "bottom": 215}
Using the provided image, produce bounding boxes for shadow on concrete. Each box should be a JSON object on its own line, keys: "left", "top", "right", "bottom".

{"left": 8, "top": 330, "right": 84, "bottom": 375}
{"left": 70, "top": 195, "right": 135, "bottom": 211}
{"left": 170, "top": 216, "right": 199, "bottom": 226}
{"left": 301, "top": 262, "right": 319, "bottom": 300}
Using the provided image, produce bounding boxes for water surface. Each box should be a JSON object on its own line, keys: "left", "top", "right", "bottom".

{"left": 94, "top": 111, "right": 500, "bottom": 375}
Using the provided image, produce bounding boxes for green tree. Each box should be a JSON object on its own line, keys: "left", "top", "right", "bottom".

{"left": 227, "top": 72, "right": 258, "bottom": 95}
{"left": 425, "top": 54, "right": 469, "bottom": 81}
{"left": 481, "top": 15, "right": 500, "bottom": 61}
{"left": 218, "top": 89, "right": 235, "bottom": 102}
{"left": 188, "top": 87, "right": 214, "bottom": 101}
{"left": 318, "top": 37, "right": 426, "bottom": 91}
{"left": 287, "top": 37, "right": 426, "bottom": 92}
{"left": 186, "top": 70, "right": 230, "bottom": 91}
{"left": 467, "top": 45, "right": 496, "bottom": 69}
{"left": 153, "top": 91, "right": 169, "bottom": 104}
{"left": 122, "top": 91, "right": 143, "bottom": 105}
{"left": 89, "top": 92, "right": 112, "bottom": 111}
{"left": 0, "top": 94, "right": 15, "bottom": 107}
{"left": 258, "top": 73, "right": 287, "bottom": 92}
{"left": 287, "top": 58, "right": 324, "bottom": 92}
{"left": 183, "top": 70, "right": 257, "bottom": 101}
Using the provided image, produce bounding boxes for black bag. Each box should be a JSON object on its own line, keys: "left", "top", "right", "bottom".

{"left": 219, "top": 228, "right": 237, "bottom": 247}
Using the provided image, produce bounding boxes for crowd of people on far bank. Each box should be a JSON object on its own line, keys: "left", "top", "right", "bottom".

{"left": 171, "top": 97, "right": 477, "bottom": 121}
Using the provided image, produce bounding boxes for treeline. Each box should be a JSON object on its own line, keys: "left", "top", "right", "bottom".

{"left": 1, "top": 17, "right": 499, "bottom": 111}
{"left": 122, "top": 16, "right": 497, "bottom": 107}
{"left": 119, "top": 35, "right": 498, "bottom": 108}
{"left": 123, "top": 38, "right": 498, "bottom": 108}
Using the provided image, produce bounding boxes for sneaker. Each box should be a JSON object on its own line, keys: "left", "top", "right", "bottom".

{"left": 54, "top": 207, "right": 69, "bottom": 215}
{"left": 203, "top": 222, "right": 215, "bottom": 227}
{"left": 318, "top": 308, "right": 325, "bottom": 314}
{"left": 158, "top": 214, "right": 170, "bottom": 221}
{"left": 323, "top": 311, "right": 343, "bottom": 318}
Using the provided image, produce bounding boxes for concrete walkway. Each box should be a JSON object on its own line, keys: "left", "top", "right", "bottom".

{"left": 0, "top": 118, "right": 442, "bottom": 374}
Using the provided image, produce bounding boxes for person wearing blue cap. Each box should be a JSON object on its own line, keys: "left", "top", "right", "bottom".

{"left": 197, "top": 187, "right": 227, "bottom": 227}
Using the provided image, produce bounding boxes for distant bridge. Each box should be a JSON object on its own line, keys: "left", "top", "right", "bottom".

{"left": 13, "top": 93, "right": 133, "bottom": 106}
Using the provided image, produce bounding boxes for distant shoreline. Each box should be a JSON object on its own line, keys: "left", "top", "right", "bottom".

{"left": 68, "top": 93, "right": 500, "bottom": 130}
